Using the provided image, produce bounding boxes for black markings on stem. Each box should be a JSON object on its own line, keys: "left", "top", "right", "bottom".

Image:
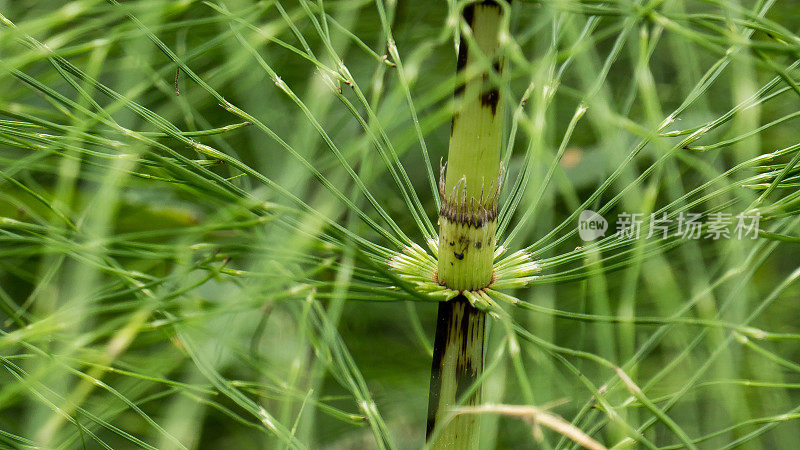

{"left": 426, "top": 297, "right": 485, "bottom": 439}
{"left": 480, "top": 88, "right": 499, "bottom": 114}
{"left": 480, "top": 59, "right": 503, "bottom": 114}
{"left": 175, "top": 67, "right": 181, "bottom": 96}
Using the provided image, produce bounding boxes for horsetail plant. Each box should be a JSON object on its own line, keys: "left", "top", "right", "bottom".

{"left": 4, "top": 0, "right": 800, "bottom": 448}
{"left": 428, "top": 2, "right": 507, "bottom": 448}
{"left": 389, "top": 1, "right": 543, "bottom": 446}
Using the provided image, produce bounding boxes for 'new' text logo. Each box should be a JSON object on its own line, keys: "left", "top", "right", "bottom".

{"left": 578, "top": 210, "right": 608, "bottom": 241}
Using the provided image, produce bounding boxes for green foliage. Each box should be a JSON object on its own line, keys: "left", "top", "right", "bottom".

{"left": 0, "top": 0, "right": 799, "bottom": 448}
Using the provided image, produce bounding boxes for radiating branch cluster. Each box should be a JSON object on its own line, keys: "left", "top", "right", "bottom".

{"left": 388, "top": 237, "right": 540, "bottom": 311}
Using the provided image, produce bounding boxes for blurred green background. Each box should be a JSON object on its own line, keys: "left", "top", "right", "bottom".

{"left": 1, "top": 0, "right": 800, "bottom": 448}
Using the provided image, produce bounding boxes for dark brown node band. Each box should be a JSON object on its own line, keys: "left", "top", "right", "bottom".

{"left": 438, "top": 162, "right": 503, "bottom": 228}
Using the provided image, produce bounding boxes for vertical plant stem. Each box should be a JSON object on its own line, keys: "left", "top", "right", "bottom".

{"left": 427, "top": 2, "right": 506, "bottom": 448}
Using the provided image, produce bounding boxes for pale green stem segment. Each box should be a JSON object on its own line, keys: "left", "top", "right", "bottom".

{"left": 428, "top": 2, "right": 506, "bottom": 449}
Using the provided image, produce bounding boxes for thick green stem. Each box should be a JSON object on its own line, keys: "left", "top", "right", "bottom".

{"left": 427, "top": 296, "right": 486, "bottom": 448}
{"left": 427, "top": 2, "right": 505, "bottom": 448}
